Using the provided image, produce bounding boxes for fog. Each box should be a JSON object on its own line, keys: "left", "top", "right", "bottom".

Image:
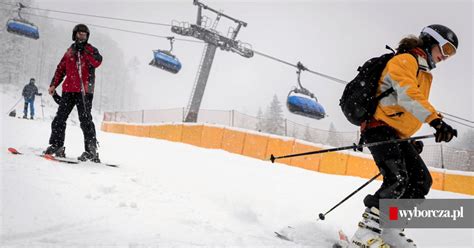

{"left": 5, "top": 0, "right": 474, "bottom": 135}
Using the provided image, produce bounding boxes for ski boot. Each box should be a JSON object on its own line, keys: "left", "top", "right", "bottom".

{"left": 78, "top": 151, "right": 100, "bottom": 163}
{"left": 382, "top": 228, "right": 416, "bottom": 248}
{"left": 44, "top": 145, "right": 66, "bottom": 158}
{"left": 349, "top": 207, "right": 390, "bottom": 248}
{"left": 78, "top": 145, "right": 100, "bottom": 163}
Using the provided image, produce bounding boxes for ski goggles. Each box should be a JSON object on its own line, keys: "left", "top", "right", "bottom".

{"left": 422, "top": 27, "right": 457, "bottom": 57}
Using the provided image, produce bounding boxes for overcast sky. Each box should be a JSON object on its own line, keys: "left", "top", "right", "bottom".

{"left": 27, "top": 0, "right": 473, "bottom": 134}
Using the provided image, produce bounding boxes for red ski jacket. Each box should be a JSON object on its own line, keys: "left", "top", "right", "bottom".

{"left": 50, "top": 43, "right": 102, "bottom": 94}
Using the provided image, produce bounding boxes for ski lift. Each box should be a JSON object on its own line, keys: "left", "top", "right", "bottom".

{"left": 149, "top": 37, "right": 182, "bottom": 74}
{"left": 6, "top": 3, "right": 39, "bottom": 40}
{"left": 287, "top": 62, "right": 326, "bottom": 120}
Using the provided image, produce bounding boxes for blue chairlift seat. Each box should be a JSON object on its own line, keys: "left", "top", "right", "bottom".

{"left": 287, "top": 94, "right": 326, "bottom": 120}
{"left": 149, "top": 50, "right": 182, "bottom": 74}
{"left": 6, "top": 19, "right": 39, "bottom": 40}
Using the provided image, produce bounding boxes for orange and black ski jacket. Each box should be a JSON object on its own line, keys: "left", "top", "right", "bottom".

{"left": 373, "top": 48, "right": 441, "bottom": 138}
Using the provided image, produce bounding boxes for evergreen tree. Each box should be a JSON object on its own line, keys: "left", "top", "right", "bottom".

{"left": 304, "top": 124, "right": 313, "bottom": 142}
{"left": 0, "top": 0, "right": 137, "bottom": 112}
{"left": 326, "top": 122, "right": 342, "bottom": 147}
{"left": 264, "top": 94, "right": 285, "bottom": 135}
{"left": 256, "top": 108, "right": 265, "bottom": 132}
{"left": 457, "top": 129, "right": 474, "bottom": 150}
{"left": 452, "top": 129, "right": 474, "bottom": 170}
{"left": 0, "top": 0, "right": 32, "bottom": 85}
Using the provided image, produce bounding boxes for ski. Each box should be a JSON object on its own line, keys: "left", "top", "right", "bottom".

{"left": 333, "top": 229, "right": 350, "bottom": 248}
{"left": 8, "top": 147, "right": 80, "bottom": 164}
{"left": 274, "top": 225, "right": 350, "bottom": 247}
{"left": 274, "top": 231, "right": 292, "bottom": 241}
{"left": 7, "top": 147, "right": 22, "bottom": 154}
{"left": 42, "top": 153, "right": 81, "bottom": 164}
{"left": 274, "top": 226, "right": 294, "bottom": 241}
{"left": 7, "top": 147, "right": 119, "bottom": 167}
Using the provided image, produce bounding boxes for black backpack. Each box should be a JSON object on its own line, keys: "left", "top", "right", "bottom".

{"left": 339, "top": 48, "right": 397, "bottom": 126}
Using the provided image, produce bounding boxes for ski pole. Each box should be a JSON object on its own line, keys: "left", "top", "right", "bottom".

{"left": 318, "top": 173, "right": 381, "bottom": 221}
{"left": 40, "top": 94, "right": 45, "bottom": 119}
{"left": 270, "top": 134, "right": 435, "bottom": 163}
{"left": 5, "top": 96, "right": 23, "bottom": 115}
{"left": 77, "top": 51, "right": 88, "bottom": 114}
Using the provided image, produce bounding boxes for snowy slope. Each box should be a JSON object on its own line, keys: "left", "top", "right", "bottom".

{"left": 1, "top": 93, "right": 473, "bottom": 248}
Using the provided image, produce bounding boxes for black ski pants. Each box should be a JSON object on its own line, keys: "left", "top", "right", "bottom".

{"left": 49, "top": 92, "right": 97, "bottom": 152}
{"left": 362, "top": 126, "right": 432, "bottom": 209}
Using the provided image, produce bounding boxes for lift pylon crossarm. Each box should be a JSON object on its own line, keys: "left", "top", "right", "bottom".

{"left": 171, "top": 24, "right": 253, "bottom": 58}
{"left": 193, "top": 0, "right": 247, "bottom": 28}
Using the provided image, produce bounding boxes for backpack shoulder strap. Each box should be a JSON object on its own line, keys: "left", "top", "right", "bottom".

{"left": 404, "top": 51, "right": 421, "bottom": 76}
{"left": 375, "top": 87, "right": 394, "bottom": 100}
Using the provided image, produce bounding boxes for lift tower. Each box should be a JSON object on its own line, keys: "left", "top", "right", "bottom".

{"left": 172, "top": 0, "right": 253, "bottom": 122}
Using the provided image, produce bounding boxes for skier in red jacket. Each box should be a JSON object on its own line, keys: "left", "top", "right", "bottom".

{"left": 44, "top": 24, "right": 103, "bottom": 162}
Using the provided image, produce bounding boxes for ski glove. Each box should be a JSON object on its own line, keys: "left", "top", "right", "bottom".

{"left": 52, "top": 91, "right": 62, "bottom": 105}
{"left": 411, "top": 140, "right": 424, "bottom": 154}
{"left": 429, "top": 118, "right": 457, "bottom": 143}
{"left": 75, "top": 41, "right": 85, "bottom": 52}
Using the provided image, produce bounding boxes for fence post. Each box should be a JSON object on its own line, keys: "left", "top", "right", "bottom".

{"left": 231, "top": 110, "right": 234, "bottom": 127}
{"left": 141, "top": 110, "right": 145, "bottom": 123}
{"left": 285, "top": 119, "right": 288, "bottom": 136}
{"left": 440, "top": 144, "right": 445, "bottom": 169}
{"left": 182, "top": 107, "right": 185, "bottom": 122}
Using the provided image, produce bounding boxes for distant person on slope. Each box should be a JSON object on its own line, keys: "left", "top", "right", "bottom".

{"left": 349, "top": 24, "right": 458, "bottom": 248}
{"left": 22, "top": 78, "right": 42, "bottom": 119}
{"left": 44, "top": 24, "right": 102, "bottom": 162}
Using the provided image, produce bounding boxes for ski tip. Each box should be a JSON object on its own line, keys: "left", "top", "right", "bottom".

{"left": 338, "top": 229, "right": 349, "bottom": 242}
{"left": 274, "top": 231, "right": 292, "bottom": 241}
{"left": 101, "top": 162, "right": 119, "bottom": 168}
{"left": 43, "top": 154, "right": 56, "bottom": 161}
{"left": 333, "top": 229, "right": 350, "bottom": 248}
{"left": 8, "top": 147, "right": 21, "bottom": 154}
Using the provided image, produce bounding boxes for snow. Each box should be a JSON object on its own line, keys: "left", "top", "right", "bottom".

{"left": 1, "top": 93, "right": 473, "bottom": 248}
{"left": 429, "top": 167, "right": 474, "bottom": 177}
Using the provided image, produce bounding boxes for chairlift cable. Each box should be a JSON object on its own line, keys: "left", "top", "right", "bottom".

{"left": 2, "top": 3, "right": 471, "bottom": 125}
{"left": 0, "top": 2, "right": 172, "bottom": 27}
{"left": 252, "top": 49, "right": 347, "bottom": 85}
{"left": 443, "top": 117, "right": 474, "bottom": 129}
{"left": 14, "top": 10, "right": 203, "bottom": 44}
{"left": 439, "top": 111, "right": 474, "bottom": 124}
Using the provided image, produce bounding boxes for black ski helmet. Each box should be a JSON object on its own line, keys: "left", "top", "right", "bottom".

{"left": 72, "top": 24, "right": 90, "bottom": 42}
{"left": 419, "top": 24, "right": 458, "bottom": 51}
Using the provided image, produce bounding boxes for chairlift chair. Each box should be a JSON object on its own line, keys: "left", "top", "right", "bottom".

{"left": 149, "top": 37, "right": 182, "bottom": 74}
{"left": 6, "top": 3, "right": 39, "bottom": 40}
{"left": 286, "top": 62, "right": 326, "bottom": 120}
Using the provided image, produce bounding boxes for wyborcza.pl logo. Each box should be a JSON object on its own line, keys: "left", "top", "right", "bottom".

{"left": 380, "top": 199, "right": 473, "bottom": 228}
{"left": 388, "top": 206, "right": 464, "bottom": 221}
